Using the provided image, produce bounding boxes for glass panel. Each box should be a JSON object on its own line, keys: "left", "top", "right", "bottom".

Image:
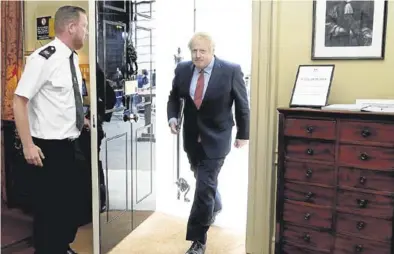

{"left": 102, "top": 133, "right": 129, "bottom": 223}
{"left": 95, "top": 1, "right": 136, "bottom": 253}
{"left": 132, "top": 124, "right": 155, "bottom": 228}
{"left": 94, "top": 0, "right": 157, "bottom": 252}
{"left": 131, "top": 1, "right": 156, "bottom": 229}
{"left": 135, "top": 27, "right": 154, "bottom": 73}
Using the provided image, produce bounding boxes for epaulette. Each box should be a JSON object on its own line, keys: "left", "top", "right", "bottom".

{"left": 38, "top": 46, "right": 56, "bottom": 59}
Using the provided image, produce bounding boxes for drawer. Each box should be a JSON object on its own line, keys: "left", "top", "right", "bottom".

{"left": 338, "top": 145, "right": 394, "bottom": 170}
{"left": 286, "top": 140, "right": 335, "bottom": 162}
{"left": 284, "top": 118, "right": 336, "bottom": 140}
{"left": 282, "top": 243, "right": 328, "bottom": 254}
{"left": 334, "top": 234, "right": 390, "bottom": 254}
{"left": 336, "top": 212, "right": 392, "bottom": 242}
{"left": 283, "top": 201, "right": 332, "bottom": 228}
{"left": 338, "top": 167, "right": 394, "bottom": 193}
{"left": 284, "top": 182, "right": 334, "bottom": 206}
{"left": 285, "top": 161, "right": 334, "bottom": 186}
{"left": 339, "top": 120, "right": 394, "bottom": 145}
{"left": 337, "top": 189, "right": 394, "bottom": 219}
{"left": 282, "top": 224, "right": 333, "bottom": 251}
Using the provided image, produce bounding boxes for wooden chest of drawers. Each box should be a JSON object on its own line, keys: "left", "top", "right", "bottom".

{"left": 275, "top": 108, "right": 394, "bottom": 254}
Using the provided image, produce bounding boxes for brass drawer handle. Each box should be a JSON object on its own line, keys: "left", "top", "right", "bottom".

{"left": 357, "top": 221, "right": 366, "bottom": 230}
{"left": 305, "top": 192, "right": 314, "bottom": 201}
{"left": 359, "top": 176, "right": 367, "bottom": 184}
{"left": 306, "top": 148, "right": 314, "bottom": 155}
{"left": 357, "top": 199, "right": 368, "bottom": 208}
{"left": 304, "top": 213, "right": 311, "bottom": 220}
{"left": 354, "top": 244, "right": 364, "bottom": 252}
{"left": 306, "top": 126, "right": 314, "bottom": 133}
{"left": 303, "top": 233, "right": 311, "bottom": 242}
{"left": 359, "top": 153, "right": 369, "bottom": 161}
{"left": 305, "top": 168, "right": 313, "bottom": 178}
{"left": 361, "top": 128, "right": 371, "bottom": 138}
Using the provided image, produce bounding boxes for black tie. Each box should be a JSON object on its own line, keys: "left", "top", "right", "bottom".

{"left": 69, "top": 53, "right": 84, "bottom": 132}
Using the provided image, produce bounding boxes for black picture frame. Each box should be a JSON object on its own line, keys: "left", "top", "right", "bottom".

{"left": 311, "top": 0, "right": 388, "bottom": 60}
{"left": 289, "top": 64, "right": 335, "bottom": 109}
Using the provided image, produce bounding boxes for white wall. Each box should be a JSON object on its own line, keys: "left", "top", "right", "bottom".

{"left": 195, "top": 0, "right": 252, "bottom": 75}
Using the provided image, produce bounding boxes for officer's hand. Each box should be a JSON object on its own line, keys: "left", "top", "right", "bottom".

{"left": 23, "top": 144, "right": 45, "bottom": 167}
{"left": 170, "top": 122, "right": 178, "bottom": 134}
{"left": 84, "top": 118, "right": 91, "bottom": 131}
{"left": 234, "top": 139, "right": 248, "bottom": 148}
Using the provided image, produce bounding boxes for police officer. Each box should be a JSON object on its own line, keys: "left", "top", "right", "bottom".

{"left": 13, "top": 6, "right": 88, "bottom": 254}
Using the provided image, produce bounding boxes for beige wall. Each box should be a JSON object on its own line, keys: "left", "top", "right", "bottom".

{"left": 247, "top": 1, "right": 393, "bottom": 253}
{"left": 24, "top": 1, "right": 89, "bottom": 64}
{"left": 276, "top": 1, "right": 394, "bottom": 106}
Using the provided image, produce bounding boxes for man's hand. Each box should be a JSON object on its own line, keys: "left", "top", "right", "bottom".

{"left": 169, "top": 118, "right": 178, "bottom": 134}
{"left": 170, "top": 122, "right": 178, "bottom": 134}
{"left": 234, "top": 139, "right": 248, "bottom": 148}
{"left": 23, "top": 143, "right": 45, "bottom": 167}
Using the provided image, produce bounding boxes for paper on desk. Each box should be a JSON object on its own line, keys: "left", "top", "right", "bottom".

{"left": 356, "top": 99, "right": 394, "bottom": 107}
{"left": 361, "top": 105, "right": 394, "bottom": 113}
{"left": 356, "top": 99, "right": 394, "bottom": 113}
{"left": 321, "top": 104, "right": 364, "bottom": 111}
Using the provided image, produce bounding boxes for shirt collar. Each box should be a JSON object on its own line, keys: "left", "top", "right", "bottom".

{"left": 53, "top": 37, "right": 74, "bottom": 58}
{"left": 196, "top": 57, "right": 215, "bottom": 74}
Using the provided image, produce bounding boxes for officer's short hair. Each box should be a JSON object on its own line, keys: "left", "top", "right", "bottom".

{"left": 54, "top": 5, "right": 86, "bottom": 33}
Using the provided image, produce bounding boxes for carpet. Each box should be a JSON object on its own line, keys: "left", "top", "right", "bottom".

{"left": 4, "top": 211, "right": 245, "bottom": 253}
{"left": 72, "top": 212, "right": 245, "bottom": 254}
{"left": 1, "top": 207, "right": 33, "bottom": 250}
{"left": 107, "top": 212, "right": 245, "bottom": 254}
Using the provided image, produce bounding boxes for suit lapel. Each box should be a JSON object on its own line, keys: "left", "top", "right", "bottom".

{"left": 185, "top": 63, "right": 195, "bottom": 96}
{"left": 202, "top": 58, "right": 222, "bottom": 106}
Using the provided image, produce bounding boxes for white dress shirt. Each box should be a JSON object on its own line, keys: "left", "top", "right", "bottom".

{"left": 14, "top": 37, "right": 83, "bottom": 140}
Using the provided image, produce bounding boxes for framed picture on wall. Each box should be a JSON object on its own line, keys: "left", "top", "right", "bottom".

{"left": 311, "top": 0, "right": 388, "bottom": 60}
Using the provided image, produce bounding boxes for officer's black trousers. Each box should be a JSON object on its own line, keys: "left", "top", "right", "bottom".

{"left": 31, "top": 138, "right": 80, "bottom": 254}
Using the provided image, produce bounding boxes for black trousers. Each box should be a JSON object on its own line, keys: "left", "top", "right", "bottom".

{"left": 186, "top": 144, "right": 225, "bottom": 244}
{"left": 31, "top": 138, "right": 80, "bottom": 254}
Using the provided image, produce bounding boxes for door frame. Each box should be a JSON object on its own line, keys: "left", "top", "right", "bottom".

{"left": 87, "top": 0, "right": 100, "bottom": 253}
{"left": 246, "top": 1, "right": 278, "bottom": 254}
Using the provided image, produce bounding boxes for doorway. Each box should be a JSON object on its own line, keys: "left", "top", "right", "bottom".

{"left": 155, "top": 0, "right": 252, "bottom": 233}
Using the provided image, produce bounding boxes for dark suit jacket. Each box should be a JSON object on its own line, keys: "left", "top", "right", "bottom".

{"left": 167, "top": 57, "right": 250, "bottom": 159}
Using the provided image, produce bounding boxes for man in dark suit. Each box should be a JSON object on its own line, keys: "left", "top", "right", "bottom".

{"left": 167, "top": 32, "right": 250, "bottom": 254}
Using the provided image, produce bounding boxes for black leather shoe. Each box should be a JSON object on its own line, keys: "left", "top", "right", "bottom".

{"left": 67, "top": 247, "right": 78, "bottom": 254}
{"left": 185, "top": 241, "right": 206, "bottom": 254}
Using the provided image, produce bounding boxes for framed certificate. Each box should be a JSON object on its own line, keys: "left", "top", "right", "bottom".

{"left": 290, "top": 65, "right": 335, "bottom": 108}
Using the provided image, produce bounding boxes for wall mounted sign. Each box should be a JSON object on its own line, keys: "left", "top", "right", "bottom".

{"left": 290, "top": 65, "right": 335, "bottom": 108}
{"left": 36, "top": 16, "right": 54, "bottom": 40}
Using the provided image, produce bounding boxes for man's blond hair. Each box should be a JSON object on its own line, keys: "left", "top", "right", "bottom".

{"left": 188, "top": 32, "right": 215, "bottom": 53}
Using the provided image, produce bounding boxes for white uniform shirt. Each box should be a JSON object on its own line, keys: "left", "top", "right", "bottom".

{"left": 14, "top": 37, "right": 83, "bottom": 140}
